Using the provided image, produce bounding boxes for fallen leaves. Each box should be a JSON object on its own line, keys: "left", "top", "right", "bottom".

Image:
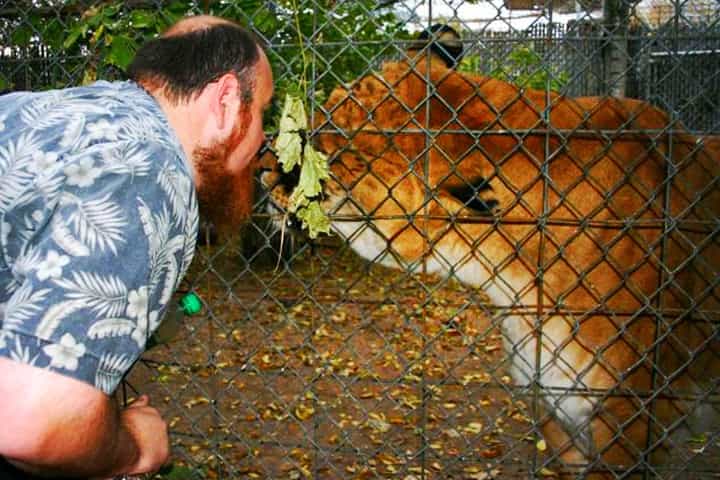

{"left": 294, "top": 402, "right": 315, "bottom": 421}
{"left": 539, "top": 467, "right": 559, "bottom": 477}
{"left": 183, "top": 396, "right": 210, "bottom": 409}
{"left": 463, "top": 466, "right": 502, "bottom": 479}
{"left": 461, "top": 372, "right": 491, "bottom": 385}
{"left": 365, "top": 412, "right": 391, "bottom": 433}
{"left": 133, "top": 247, "right": 555, "bottom": 479}
{"left": 480, "top": 445, "right": 504, "bottom": 459}
{"left": 464, "top": 421, "right": 484, "bottom": 435}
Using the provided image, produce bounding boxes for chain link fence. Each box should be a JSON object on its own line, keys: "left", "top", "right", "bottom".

{"left": 2, "top": 0, "right": 719, "bottom": 479}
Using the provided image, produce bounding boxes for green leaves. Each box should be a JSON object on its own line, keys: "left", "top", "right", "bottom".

{"left": 463, "top": 44, "right": 569, "bottom": 92}
{"left": 296, "top": 201, "right": 331, "bottom": 239}
{"left": 0, "top": 74, "right": 13, "bottom": 92}
{"left": 56, "top": 1, "right": 172, "bottom": 81}
{"left": 279, "top": 94, "right": 308, "bottom": 132}
{"left": 4, "top": 0, "right": 408, "bottom": 236}
{"left": 286, "top": 143, "right": 330, "bottom": 215}
{"left": 5, "top": 0, "right": 410, "bottom": 93}
{"left": 63, "top": 23, "right": 89, "bottom": 50}
{"left": 297, "top": 146, "right": 329, "bottom": 199}
{"left": 10, "top": 24, "right": 33, "bottom": 47}
{"left": 277, "top": 93, "right": 331, "bottom": 239}
{"left": 276, "top": 132, "right": 303, "bottom": 173}
{"left": 276, "top": 94, "right": 307, "bottom": 172}
{"left": 130, "top": 10, "right": 156, "bottom": 29}
{"left": 107, "top": 35, "right": 137, "bottom": 69}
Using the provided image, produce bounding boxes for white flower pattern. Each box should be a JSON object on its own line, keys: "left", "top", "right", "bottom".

{"left": 43, "top": 333, "right": 86, "bottom": 371}
{"left": 65, "top": 157, "right": 102, "bottom": 187}
{"left": 36, "top": 250, "right": 70, "bottom": 280}
{"left": 0, "top": 80, "right": 198, "bottom": 394}
{"left": 31, "top": 150, "right": 59, "bottom": 173}
{"left": 126, "top": 286, "right": 149, "bottom": 320}
{"left": 86, "top": 118, "right": 119, "bottom": 141}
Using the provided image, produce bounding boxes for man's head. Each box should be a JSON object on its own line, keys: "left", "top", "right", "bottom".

{"left": 128, "top": 15, "right": 274, "bottom": 233}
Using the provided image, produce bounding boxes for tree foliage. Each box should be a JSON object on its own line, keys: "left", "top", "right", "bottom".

{"left": 460, "top": 44, "right": 569, "bottom": 92}
{"left": 1, "top": 1, "right": 569, "bottom": 119}
{"left": 1, "top": 0, "right": 412, "bottom": 117}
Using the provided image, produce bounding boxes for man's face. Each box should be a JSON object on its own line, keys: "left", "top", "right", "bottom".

{"left": 193, "top": 53, "right": 274, "bottom": 234}
{"left": 226, "top": 53, "right": 274, "bottom": 175}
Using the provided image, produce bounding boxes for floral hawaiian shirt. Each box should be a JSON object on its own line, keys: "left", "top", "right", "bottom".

{"left": 0, "top": 80, "right": 198, "bottom": 394}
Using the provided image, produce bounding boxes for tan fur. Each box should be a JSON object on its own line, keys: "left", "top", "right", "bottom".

{"left": 262, "top": 59, "right": 720, "bottom": 476}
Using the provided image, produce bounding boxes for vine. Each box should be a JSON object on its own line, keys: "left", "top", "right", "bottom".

{"left": 274, "top": 2, "right": 331, "bottom": 239}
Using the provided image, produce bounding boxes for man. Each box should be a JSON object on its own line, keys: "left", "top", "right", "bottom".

{"left": 0, "top": 15, "right": 273, "bottom": 478}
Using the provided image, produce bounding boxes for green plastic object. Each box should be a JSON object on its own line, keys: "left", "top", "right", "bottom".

{"left": 179, "top": 292, "right": 202, "bottom": 316}
{"left": 146, "top": 293, "right": 203, "bottom": 349}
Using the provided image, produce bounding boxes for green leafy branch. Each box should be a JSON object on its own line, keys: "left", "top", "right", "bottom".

{"left": 272, "top": 2, "right": 332, "bottom": 239}
{"left": 62, "top": 1, "right": 186, "bottom": 83}
{"left": 275, "top": 91, "right": 331, "bottom": 239}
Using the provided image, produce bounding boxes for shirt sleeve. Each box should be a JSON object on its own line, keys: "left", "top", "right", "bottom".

{"left": 0, "top": 140, "right": 198, "bottom": 394}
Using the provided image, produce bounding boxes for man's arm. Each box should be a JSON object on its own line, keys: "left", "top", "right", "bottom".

{"left": 0, "top": 357, "right": 168, "bottom": 478}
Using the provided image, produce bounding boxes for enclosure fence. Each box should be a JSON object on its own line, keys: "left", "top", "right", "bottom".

{"left": 1, "top": 1, "right": 719, "bottom": 479}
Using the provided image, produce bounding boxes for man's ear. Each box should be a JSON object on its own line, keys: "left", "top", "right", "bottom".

{"left": 209, "top": 72, "right": 241, "bottom": 138}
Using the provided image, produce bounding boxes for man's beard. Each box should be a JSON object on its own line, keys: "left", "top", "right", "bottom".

{"left": 193, "top": 118, "right": 256, "bottom": 237}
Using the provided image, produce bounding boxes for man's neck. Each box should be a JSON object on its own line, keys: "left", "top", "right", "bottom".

{"left": 152, "top": 94, "right": 194, "bottom": 158}
{"left": 150, "top": 91, "right": 199, "bottom": 180}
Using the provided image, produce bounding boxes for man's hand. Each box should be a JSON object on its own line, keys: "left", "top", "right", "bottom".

{"left": 120, "top": 395, "right": 169, "bottom": 475}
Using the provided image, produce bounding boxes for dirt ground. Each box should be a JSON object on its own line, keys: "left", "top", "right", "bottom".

{"left": 124, "top": 237, "right": 719, "bottom": 480}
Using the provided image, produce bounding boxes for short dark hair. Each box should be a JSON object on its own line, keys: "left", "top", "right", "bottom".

{"left": 127, "top": 22, "right": 262, "bottom": 104}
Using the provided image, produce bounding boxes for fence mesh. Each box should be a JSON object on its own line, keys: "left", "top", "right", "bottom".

{"left": 1, "top": 0, "right": 719, "bottom": 479}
